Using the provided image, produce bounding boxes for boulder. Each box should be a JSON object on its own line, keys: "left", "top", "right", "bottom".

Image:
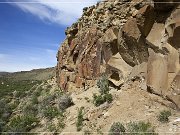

{"left": 102, "top": 27, "right": 119, "bottom": 62}
{"left": 107, "top": 53, "right": 132, "bottom": 86}
{"left": 146, "top": 23, "right": 165, "bottom": 48}
{"left": 121, "top": 18, "right": 148, "bottom": 66}
{"left": 128, "top": 62, "right": 147, "bottom": 80}
{"left": 168, "top": 72, "right": 180, "bottom": 109}
{"left": 167, "top": 71, "right": 180, "bottom": 109}
{"left": 162, "top": 43, "right": 179, "bottom": 73}
{"left": 136, "top": 5, "right": 155, "bottom": 37}
{"left": 147, "top": 49, "right": 169, "bottom": 95}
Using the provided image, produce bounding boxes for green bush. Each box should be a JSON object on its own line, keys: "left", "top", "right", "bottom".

{"left": 47, "top": 123, "right": 56, "bottom": 132}
{"left": 104, "top": 93, "right": 113, "bottom": 103}
{"left": 31, "top": 95, "right": 39, "bottom": 104}
{"left": 41, "top": 92, "right": 57, "bottom": 105}
{"left": 94, "top": 74, "right": 113, "bottom": 106}
{"left": 127, "top": 121, "right": 156, "bottom": 135}
{"left": 43, "top": 106, "right": 61, "bottom": 119}
{"left": 0, "top": 100, "right": 13, "bottom": 122}
{"left": 0, "top": 119, "right": 5, "bottom": 132}
{"left": 109, "top": 122, "right": 126, "bottom": 135}
{"left": 76, "top": 107, "right": 84, "bottom": 131}
{"left": 93, "top": 93, "right": 113, "bottom": 107}
{"left": 23, "top": 103, "right": 38, "bottom": 116}
{"left": 97, "top": 74, "right": 109, "bottom": 94}
{"left": 6, "top": 115, "right": 39, "bottom": 132}
{"left": 157, "top": 110, "right": 171, "bottom": 123}
{"left": 33, "top": 89, "right": 42, "bottom": 97}
{"left": 93, "top": 94, "right": 105, "bottom": 107}
{"left": 58, "top": 120, "right": 65, "bottom": 129}
{"left": 58, "top": 94, "right": 74, "bottom": 111}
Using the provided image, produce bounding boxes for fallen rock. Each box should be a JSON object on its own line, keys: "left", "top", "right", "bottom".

{"left": 146, "top": 23, "right": 165, "bottom": 48}
{"left": 147, "top": 48, "right": 169, "bottom": 95}
{"left": 121, "top": 18, "right": 148, "bottom": 66}
{"left": 136, "top": 5, "right": 155, "bottom": 37}
{"left": 107, "top": 53, "right": 132, "bottom": 86}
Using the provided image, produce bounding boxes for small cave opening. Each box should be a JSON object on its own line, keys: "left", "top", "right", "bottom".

{"left": 110, "top": 71, "right": 120, "bottom": 81}
{"left": 73, "top": 52, "right": 79, "bottom": 64}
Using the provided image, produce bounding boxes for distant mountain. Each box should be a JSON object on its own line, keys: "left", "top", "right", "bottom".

{"left": 0, "top": 67, "right": 55, "bottom": 81}
{"left": 0, "top": 72, "right": 10, "bottom": 77}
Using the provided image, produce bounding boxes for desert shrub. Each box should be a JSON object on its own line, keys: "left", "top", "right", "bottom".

{"left": 6, "top": 115, "right": 39, "bottom": 132}
{"left": 41, "top": 94, "right": 56, "bottom": 106}
{"left": 46, "top": 84, "right": 52, "bottom": 89}
{"left": 31, "top": 88, "right": 42, "bottom": 105}
{"left": 43, "top": 106, "right": 61, "bottom": 119}
{"left": 0, "top": 79, "right": 41, "bottom": 99}
{"left": 93, "top": 93, "right": 113, "bottom": 107}
{"left": 58, "top": 94, "right": 74, "bottom": 111}
{"left": 0, "top": 100, "right": 7, "bottom": 117}
{"left": 157, "top": 110, "right": 171, "bottom": 123}
{"left": 76, "top": 107, "right": 84, "bottom": 131}
{"left": 94, "top": 74, "right": 113, "bottom": 106}
{"left": 0, "top": 119, "right": 5, "bottom": 132}
{"left": 31, "top": 95, "right": 39, "bottom": 105}
{"left": 104, "top": 93, "right": 113, "bottom": 103}
{"left": 127, "top": 121, "right": 156, "bottom": 135}
{"left": 23, "top": 103, "right": 38, "bottom": 116}
{"left": 13, "top": 90, "right": 21, "bottom": 98}
{"left": 97, "top": 74, "right": 109, "bottom": 94}
{"left": 0, "top": 100, "right": 13, "bottom": 121}
{"left": 109, "top": 122, "right": 126, "bottom": 135}
{"left": 33, "top": 89, "right": 41, "bottom": 97}
{"left": 58, "top": 120, "right": 65, "bottom": 129}
{"left": 93, "top": 94, "right": 105, "bottom": 107}
{"left": 47, "top": 123, "right": 56, "bottom": 132}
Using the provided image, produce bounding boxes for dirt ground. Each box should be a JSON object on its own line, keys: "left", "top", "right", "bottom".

{"left": 61, "top": 80, "right": 180, "bottom": 135}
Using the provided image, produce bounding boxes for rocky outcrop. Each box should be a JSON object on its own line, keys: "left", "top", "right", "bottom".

{"left": 56, "top": 0, "right": 180, "bottom": 109}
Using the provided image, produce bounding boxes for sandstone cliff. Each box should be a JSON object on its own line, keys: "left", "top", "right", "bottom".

{"left": 56, "top": 0, "right": 180, "bottom": 110}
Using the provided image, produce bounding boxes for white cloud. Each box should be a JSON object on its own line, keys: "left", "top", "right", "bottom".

{"left": 10, "top": 0, "right": 100, "bottom": 26}
{"left": 0, "top": 48, "right": 57, "bottom": 72}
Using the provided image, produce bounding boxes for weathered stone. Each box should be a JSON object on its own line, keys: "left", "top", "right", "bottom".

{"left": 102, "top": 27, "right": 119, "bottom": 62}
{"left": 168, "top": 72, "right": 180, "bottom": 109}
{"left": 75, "top": 75, "right": 85, "bottom": 88}
{"left": 107, "top": 53, "right": 132, "bottom": 86}
{"left": 173, "top": 71, "right": 180, "bottom": 90}
{"left": 162, "top": 43, "right": 179, "bottom": 73}
{"left": 146, "top": 23, "right": 165, "bottom": 48}
{"left": 136, "top": 5, "right": 155, "bottom": 37}
{"left": 59, "top": 71, "right": 68, "bottom": 91}
{"left": 128, "top": 62, "right": 147, "bottom": 80}
{"left": 121, "top": 18, "right": 148, "bottom": 66}
{"left": 147, "top": 49, "right": 168, "bottom": 95}
{"left": 56, "top": 0, "right": 180, "bottom": 105}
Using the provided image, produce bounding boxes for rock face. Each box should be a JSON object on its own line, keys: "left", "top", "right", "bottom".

{"left": 56, "top": 0, "right": 180, "bottom": 109}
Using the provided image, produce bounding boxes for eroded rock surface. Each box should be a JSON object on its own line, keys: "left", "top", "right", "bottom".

{"left": 56, "top": 0, "right": 180, "bottom": 109}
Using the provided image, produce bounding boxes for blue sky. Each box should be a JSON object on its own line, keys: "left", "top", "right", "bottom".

{"left": 0, "top": 0, "right": 99, "bottom": 72}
